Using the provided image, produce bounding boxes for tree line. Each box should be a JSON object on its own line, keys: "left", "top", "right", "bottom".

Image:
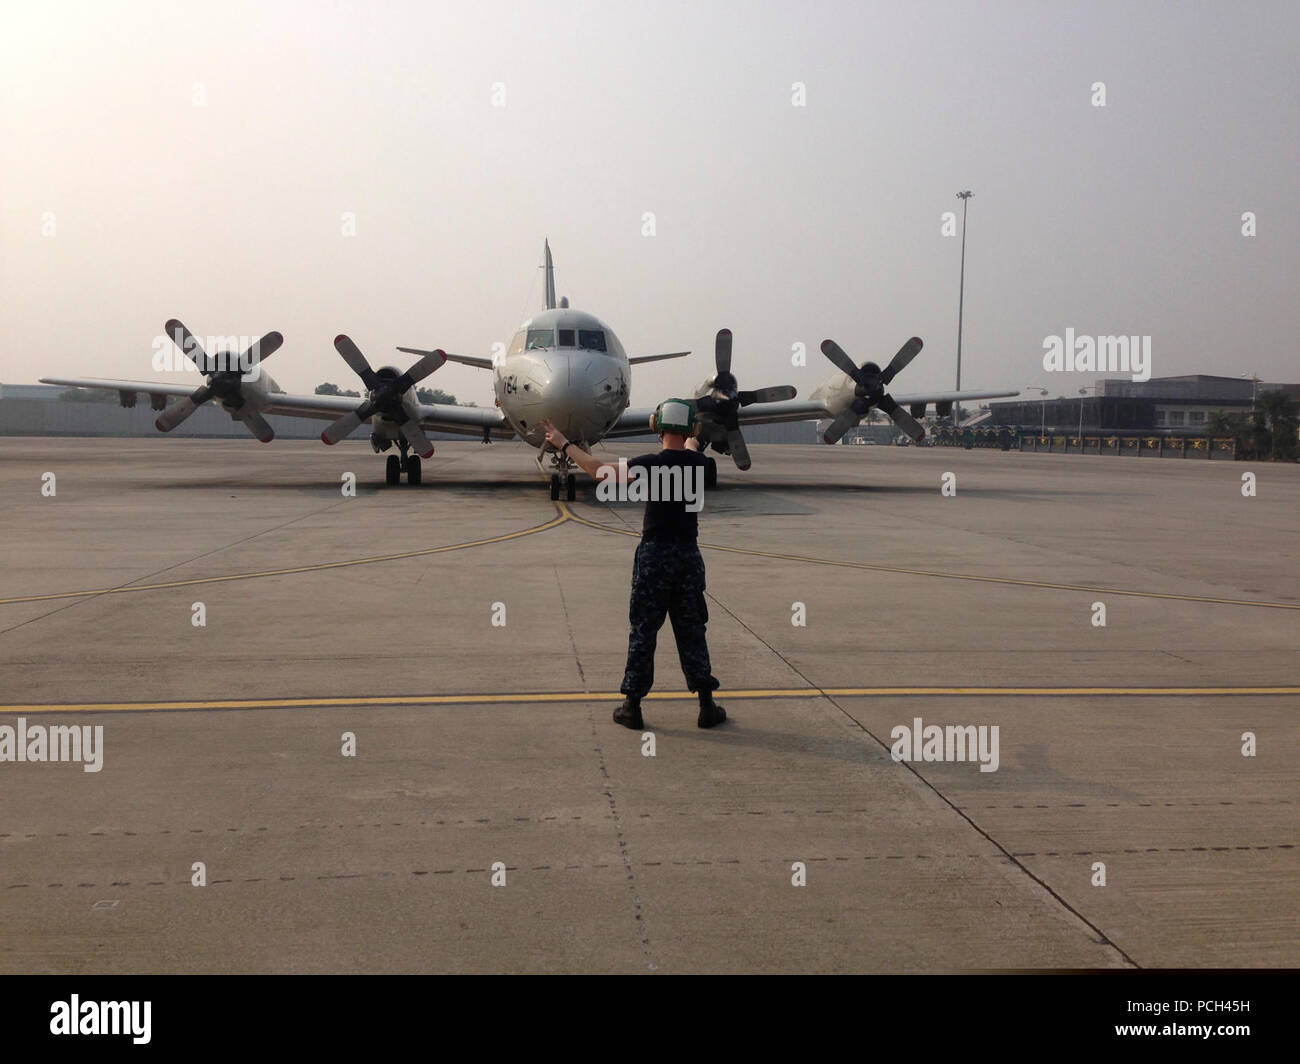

{"left": 315, "top": 383, "right": 466, "bottom": 406}
{"left": 1207, "top": 390, "right": 1298, "bottom": 461}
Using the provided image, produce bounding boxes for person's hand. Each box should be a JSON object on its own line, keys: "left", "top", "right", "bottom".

{"left": 684, "top": 436, "right": 701, "bottom": 451}
{"left": 540, "top": 418, "right": 567, "bottom": 451}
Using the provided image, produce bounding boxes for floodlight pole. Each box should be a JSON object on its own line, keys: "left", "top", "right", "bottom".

{"left": 1077, "top": 386, "right": 1096, "bottom": 448}
{"left": 1024, "top": 386, "right": 1048, "bottom": 434}
{"left": 954, "top": 190, "right": 973, "bottom": 431}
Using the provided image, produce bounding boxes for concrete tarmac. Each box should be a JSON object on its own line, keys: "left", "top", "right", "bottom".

{"left": 0, "top": 437, "right": 1295, "bottom": 972}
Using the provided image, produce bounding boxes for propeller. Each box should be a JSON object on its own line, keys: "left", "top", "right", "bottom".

{"left": 154, "top": 319, "right": 284, "bottom": 441}
{"left": 820, "top": 336, "right": 925, "bottom": 444}
{"left": 695, "top": 329, "right": 797, "bottom": 471}
{"left": 320, "top": 335, "right": 445, "bottom": 457}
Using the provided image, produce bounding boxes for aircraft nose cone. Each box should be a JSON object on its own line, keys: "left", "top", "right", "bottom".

{"left": 513, "top": 351, "right": 624, "bottom": 447}
{"left": 539, "top": 364, "right": 602, "bottom": 442}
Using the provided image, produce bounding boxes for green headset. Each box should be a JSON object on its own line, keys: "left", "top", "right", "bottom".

{"left": 649, "top": 397, "right": 699, "bottom": 436}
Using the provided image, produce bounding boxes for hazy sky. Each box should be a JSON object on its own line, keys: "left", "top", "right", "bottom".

{"left": 3, "top": 0, "right": 1297, "bottom": 407}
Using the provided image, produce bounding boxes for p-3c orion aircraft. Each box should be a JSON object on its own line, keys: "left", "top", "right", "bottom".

{"left": 43, "top": 240, "right": 1018, "bottom": 498}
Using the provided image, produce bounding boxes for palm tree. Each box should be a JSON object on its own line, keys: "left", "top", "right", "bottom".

{"left": 1255, "top": 390, "right": 1299, "bottom": 461}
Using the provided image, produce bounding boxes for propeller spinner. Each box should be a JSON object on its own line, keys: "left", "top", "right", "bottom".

{"left": 820, "top": 336, "right": 925, "bottom": 444}
{"left": 320, "top": 335, "right": 445, "bottom": 458}
{"left": 695, "top": 329, "right": 797, "bottom": 471}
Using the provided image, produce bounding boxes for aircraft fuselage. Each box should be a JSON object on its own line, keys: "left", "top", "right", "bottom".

{"left": 492, "top": 307, "right": 631, "bottom": 449}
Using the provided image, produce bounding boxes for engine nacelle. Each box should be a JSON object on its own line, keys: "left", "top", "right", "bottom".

{"left": 909, "top": 402, "right": 926, "bottom": 418}
{"left": 117, "top": 390, "right": 137, "bottom": 408}
{"left": 935, "top": 400, "right": 953, "bottom": 417}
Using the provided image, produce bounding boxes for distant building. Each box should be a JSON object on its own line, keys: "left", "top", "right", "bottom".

{"left": 0, "top": 383, "right": 65, "bottom": 400}
{"left": 990, "top": 374, "right": 1295, "bottom": 433}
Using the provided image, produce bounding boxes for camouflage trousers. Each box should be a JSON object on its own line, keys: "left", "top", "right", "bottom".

{"left": 620, "top": 540, "right": 720, "bottom": 700}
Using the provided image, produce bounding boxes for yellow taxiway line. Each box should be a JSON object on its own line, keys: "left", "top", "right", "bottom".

{"left": 2, "top": 686, "right": 1296, "bottom": 714}
{"left": 4, "top": 496, "right": 1297, "bottom": 613}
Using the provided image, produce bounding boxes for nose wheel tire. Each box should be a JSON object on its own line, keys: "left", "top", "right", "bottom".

{"left": 565, "top": 473, "right": 576, "bottom": 501}
{"left": 385, "top": 455, "right": 401, "bottom": 486}
{"left": 407, "top": 455, "right": 422, "bottom": 485}
{"left": 549, "top": 474, "right": 560, "bottom": 500}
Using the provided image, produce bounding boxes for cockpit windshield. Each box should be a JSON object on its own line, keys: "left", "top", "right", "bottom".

{"left": 526, "top": 328, "right": 554, "bottom": 350}
{"left": 578, "top": 329, "right": 606, "bottom": 352}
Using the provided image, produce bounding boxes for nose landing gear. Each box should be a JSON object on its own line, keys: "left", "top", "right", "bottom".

{"left": 539, "top": 449, "right": 579, "bottom": 501}
{"left": 548, "top": 472, "right": 576, "bottom": 501}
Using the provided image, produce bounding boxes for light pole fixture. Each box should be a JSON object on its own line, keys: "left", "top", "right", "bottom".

{"left": 1240, "top": 372, "right": 1259, "bottom": 406}
{"left": 954, "top": 190, "right": 973, "bottom": 430}
{"left": 1077, "top": 386, "right": 1098, "bottom": 449}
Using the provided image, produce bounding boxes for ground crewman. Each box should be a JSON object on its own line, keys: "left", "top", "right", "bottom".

{"left": 541, "top": 400, "right": 726, "bottom": 730}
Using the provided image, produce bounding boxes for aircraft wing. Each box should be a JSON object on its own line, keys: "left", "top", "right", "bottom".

{"left": 41, "top": 376, "right": 515, "bottom": 440}
{"left": 416, "top": 402, "right": 514, "bottom": 439}
{"left": 41, "top": 376, "right": 371, "bottom": 419}
{"left": 628, "top": 351, "right": 690, "bottom": 365}
{"left": 214, "top": 392, "right": 514, "bottom": 439}
{"left": 887, "top": 389, "right": 1021, "bottom": 405}
{"left": 42, "top": 376, "right": 198, "bottom": 400}
{"left": 400, "top": 347, "right": 692, "bottom": 370}
{"left": 603, "top": 389, "right": 1020, "bottom": 439}
{"left": 262, "top": 393, "right": 512, "bottom": 439}
{"left": 604, "top": 399, "right": 830, "bottom": 438}
{"left": 397, "top": 346, "right": 494, "bottom": 371}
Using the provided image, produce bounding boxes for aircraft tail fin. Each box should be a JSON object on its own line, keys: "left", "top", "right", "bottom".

{"left": 544, "top": 239, "right": 556, "bottom": 310}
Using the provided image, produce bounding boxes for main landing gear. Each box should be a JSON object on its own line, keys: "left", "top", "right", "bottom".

{"left": 384, "top": 439, "right": 422, "bottom": 486}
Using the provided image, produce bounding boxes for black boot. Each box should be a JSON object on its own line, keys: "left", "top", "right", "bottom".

{"left": 697, "top": 691, "right": 727, "bottom": 729}
{"left": 614, "top": 697, "right": 644, "bottom": 730}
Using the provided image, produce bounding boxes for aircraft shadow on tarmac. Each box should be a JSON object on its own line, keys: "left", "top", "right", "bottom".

{"left": 109, "top": 476, "right": 1136, "bottom": 503}
{"left": 644, "top": 723, "right": 1141, "bottom": 801}
{"left": 632, "top": 719, "right": 893, "bottom": 768}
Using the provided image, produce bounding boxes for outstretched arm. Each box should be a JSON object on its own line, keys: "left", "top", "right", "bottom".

{"left": 541, "top": 419, "right": 632, "bottom": 482}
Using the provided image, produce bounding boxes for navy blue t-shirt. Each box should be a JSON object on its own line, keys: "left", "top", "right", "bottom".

{"left": 626, "top": 448, "right": 716, "bottom": 542}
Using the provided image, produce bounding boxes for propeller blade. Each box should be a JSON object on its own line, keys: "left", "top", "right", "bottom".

{"left": 400, "top": 420, "right": 435, "bottom": 459}
{"left": 239, "top": 409, "right": 276, "bottom": 443}
{"left": 715, "top": 329, "right": 732, "bottom": 375}
{"left": 334, "top": 335, "right": 380, "bottom": 390}
{"left": 155, "top": 384, "right": 213, "bottom": 432}
{"left": 320, "top": 402, "right": 375, "bottom": 445}
{"left": 239, "top": 331, "right": 284, "bottom": 377}
{"left": 165, "top": 318, "right": 212, "bottom": 374}
{"left": 822, "top": 408, "right": 861, "bottom": 444}
{"left": 879, "top": 395, "right": 926, "bottom": 441}
{"left": 820, "top": 339, "right": 864, "bottom": 383}
{"left": 398, "top": 349, "right": 446, "bottom": 389}
{"left": 739, "top": 385, "right": 796, "bottom": 406}
{"left": 726, "top": 425, "right": 751, "bottom": 471}
{"left": 880, "top": 337, "right": 923, "bottom": 386}
{"left": 321, "top": 411, "right": 362, "bottom": 445}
